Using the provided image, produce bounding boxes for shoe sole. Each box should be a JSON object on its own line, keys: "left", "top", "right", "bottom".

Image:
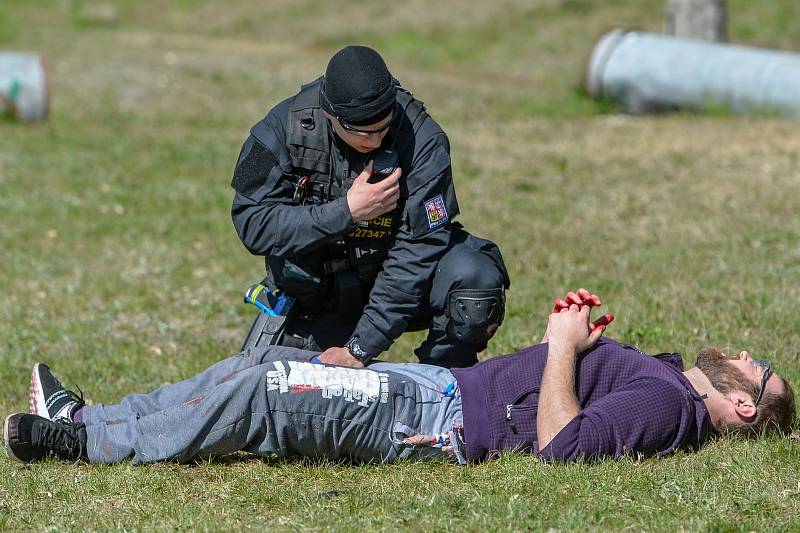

{"left": 3, "top": 414, "right": 23, "bottom": 463}
{"left": 29, "top": 363, "right": 47, "bottom": 419}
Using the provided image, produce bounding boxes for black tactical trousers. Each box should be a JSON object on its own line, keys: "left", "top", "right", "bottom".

{"left": 281, "top": 231, "right": 509, "bottom": 368}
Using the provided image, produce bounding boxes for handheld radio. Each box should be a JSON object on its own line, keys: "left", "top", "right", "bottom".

{"left": 367, "top": 90, "right": 416, "bottom": 183}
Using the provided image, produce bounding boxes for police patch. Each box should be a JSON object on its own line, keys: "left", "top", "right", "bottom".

{"left": 424, "top": 194, "right": 448, "bottom": 229}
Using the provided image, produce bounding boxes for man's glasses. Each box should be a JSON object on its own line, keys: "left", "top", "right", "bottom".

{"left": 752, "top": 359, "right": 771, "bottom": 406}
{"left": 335, "top": 113, "right": 394, "bottom": 138}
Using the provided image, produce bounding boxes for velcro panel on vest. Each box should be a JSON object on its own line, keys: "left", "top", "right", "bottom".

{"left": 231, "top": 139, "right": 278, "bottom": 198}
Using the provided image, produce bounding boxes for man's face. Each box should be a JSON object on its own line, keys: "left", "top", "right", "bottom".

{"left": 326, "top": 111, "right": 394, "bottom": 153}
{"left": 695, "top": 347, "right": 783, "bottom": 402}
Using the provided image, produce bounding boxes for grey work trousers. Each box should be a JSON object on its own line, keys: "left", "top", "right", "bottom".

{"left": 82, "top": 346, "right": 463, "bottom": 465}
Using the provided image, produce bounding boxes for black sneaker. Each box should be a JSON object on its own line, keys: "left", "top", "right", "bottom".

{"left": 29, "top": 363, "right": 84, "bottom": 421}
{"left": 4, "top": 413, "right": 87, "bottom": 463}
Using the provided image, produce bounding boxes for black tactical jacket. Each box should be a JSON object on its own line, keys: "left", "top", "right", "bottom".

{"left": 231, "top": 78, "right": 459, "bottom": 356}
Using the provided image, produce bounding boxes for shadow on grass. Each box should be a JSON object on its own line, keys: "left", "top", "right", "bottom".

{"left": 189, "top": 452, "right": 365, "bottom": 469}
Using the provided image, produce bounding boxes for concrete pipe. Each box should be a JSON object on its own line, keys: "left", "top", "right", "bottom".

{"left": 0, "top": 52, "right": 49, "bottom": 122}
{"left": 586, "top": 29, "right": 800, "bottom": 117}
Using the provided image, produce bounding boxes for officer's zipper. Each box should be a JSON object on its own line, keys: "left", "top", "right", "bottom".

{"left": 505, "top": 388, "right": 540, "bottom": 434}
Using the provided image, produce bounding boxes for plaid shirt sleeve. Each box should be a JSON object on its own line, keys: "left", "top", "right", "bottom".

{"left": 537, "top": 378, "right": 688, "bottom": 462}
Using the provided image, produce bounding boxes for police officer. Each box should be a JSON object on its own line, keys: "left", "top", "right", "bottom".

{"left": 231, "top": 45, "right": 509, "bottom": 368}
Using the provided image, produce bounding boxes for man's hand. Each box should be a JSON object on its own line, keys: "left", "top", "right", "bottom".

{"left": 541, "top": 288, "right": 614, "bottom": 343}
{"left": 317, "top": 346, "right": 365, "bottom": 368}
{"left": 545, "top": 304, "right": 606, "bottom": 354}
{"left": 551, "top": 288, "right": 599, "bottom": 312}
{"left": 551, "top": 288, "right": 614, "bottom": 331}
{"left": 346, "top": 161, "right": 402, "bottom": 222}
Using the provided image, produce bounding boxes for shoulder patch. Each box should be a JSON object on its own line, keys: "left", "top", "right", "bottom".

{"left": 231, "top": 140, "right": 278, "bottom": 198}
{"left": 424, "top": 194, "right": 449, "bottom": 229}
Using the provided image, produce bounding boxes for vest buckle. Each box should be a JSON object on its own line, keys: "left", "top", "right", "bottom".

{"left": 293, "top": 176, "right": 310, "bottom": 204}
{"left": 300, "top": 117, "right": 315, "bottom": 130}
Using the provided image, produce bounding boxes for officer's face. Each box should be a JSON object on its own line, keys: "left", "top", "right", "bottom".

{"left": 325, "top": 111, "right": 394, "bottom": 154}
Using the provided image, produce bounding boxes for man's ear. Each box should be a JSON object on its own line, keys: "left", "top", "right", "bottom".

{"left": 729, "top": 391, "right": 757, "bottom": 420}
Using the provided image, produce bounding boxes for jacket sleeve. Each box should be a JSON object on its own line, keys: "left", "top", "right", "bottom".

{"left": 351, "top": 131, "right": 460, "bottom": 356}
{"left": 230, "top": 134, "right": 354, "bottom": 258}
{"left": 536, "top": 379, "right": 687, "bottom": 462}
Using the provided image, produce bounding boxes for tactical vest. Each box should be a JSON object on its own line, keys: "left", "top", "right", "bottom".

{"left": 281, "top": 77, "right": 428, "bottom": 312}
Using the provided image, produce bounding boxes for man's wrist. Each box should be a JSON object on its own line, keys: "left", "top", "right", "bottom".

{"left": 547, "top": 340, "right": 578, "bottom": 360}
{"left": 345, "top": 336, "right": 372, "bottom": 364}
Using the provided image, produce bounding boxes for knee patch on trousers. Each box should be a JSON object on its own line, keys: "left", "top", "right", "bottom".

{"left": 444, "top": 288, "right": 505, "bottom": 346}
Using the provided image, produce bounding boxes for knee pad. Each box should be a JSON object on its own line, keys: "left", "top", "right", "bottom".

{"left": 444, "top": 288, "right": 505, "bottom": 346}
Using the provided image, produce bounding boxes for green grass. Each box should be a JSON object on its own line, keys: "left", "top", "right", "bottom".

{"left": 2, "top": 0, "right": 800, "bottom": 530}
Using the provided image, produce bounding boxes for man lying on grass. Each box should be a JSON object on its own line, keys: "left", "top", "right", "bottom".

{"left": 5, "top": 289, "right": 795, "bottom": 465}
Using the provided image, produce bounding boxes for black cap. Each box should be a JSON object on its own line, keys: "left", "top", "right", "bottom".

{"left": 320, "top": 45, "right": 397, "bottom": 126}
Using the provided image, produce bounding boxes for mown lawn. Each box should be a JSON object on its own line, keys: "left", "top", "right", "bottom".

{"left": 1, "top": 0, "right": 799, "bottom": 530}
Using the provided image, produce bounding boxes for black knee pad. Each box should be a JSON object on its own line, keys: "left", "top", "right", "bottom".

{"left": 444, "top": 288, "right": 505, "bottom": 346}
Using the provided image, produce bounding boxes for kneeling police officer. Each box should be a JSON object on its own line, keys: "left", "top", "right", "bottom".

{"left": 230, "top": 45, "right": 509, "bottom": 368}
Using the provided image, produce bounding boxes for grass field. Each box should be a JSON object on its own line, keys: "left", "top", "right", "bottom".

{"left": 2, "top": 0, "right": 799, "bottom": 530}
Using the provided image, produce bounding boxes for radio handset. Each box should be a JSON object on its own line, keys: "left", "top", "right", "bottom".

{"left": 367, "top": 89, "right": 414, "bottom": 184}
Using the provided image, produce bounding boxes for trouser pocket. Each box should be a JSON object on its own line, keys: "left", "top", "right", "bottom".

{"left": 388, "top": 379, "right": 459, "bottom": 462}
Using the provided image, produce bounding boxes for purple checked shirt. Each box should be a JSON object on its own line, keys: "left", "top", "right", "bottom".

{"left": 451, "top": 338, "right": 713, "bottom": 462}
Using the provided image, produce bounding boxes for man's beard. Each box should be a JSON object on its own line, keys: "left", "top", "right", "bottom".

{"left": 695, "top": 347, "right": 759, "bottom": 399}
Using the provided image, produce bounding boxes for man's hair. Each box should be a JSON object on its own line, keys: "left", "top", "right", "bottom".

{"left": 696, "top": 347, "right": 796, "bottom": 437}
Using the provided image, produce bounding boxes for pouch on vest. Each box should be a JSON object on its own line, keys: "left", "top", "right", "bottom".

{"left": 333, "top": 270, "right": 363, "bottom": 313}
{"left": 268, "top": 256, "right": 327, "bottom": 312}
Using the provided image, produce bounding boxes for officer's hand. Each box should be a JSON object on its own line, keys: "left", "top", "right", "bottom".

{"left": 347, "top": 161, "right": 402, "bottom": 222}
{"left": 317, "top": 346, "right": 365, "bottom": 368}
